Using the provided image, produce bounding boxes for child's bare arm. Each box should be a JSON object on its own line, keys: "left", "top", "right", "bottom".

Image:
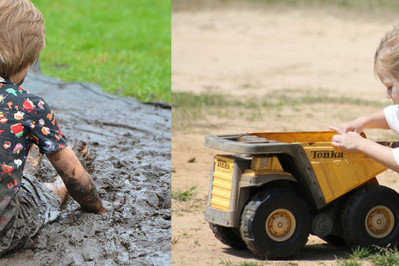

{"left": 46, "top": 146, "right": 106, "bottom": 214}
{"left": 332, "top": 132, "right": 399, "bottom": 172}
{"left": 330, "top": 110, "right": 389, "bottom": 133}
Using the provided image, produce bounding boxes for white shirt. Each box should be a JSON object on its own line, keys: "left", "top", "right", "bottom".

{"left": 384, "top": 105, "right": 399, "bottom": 165}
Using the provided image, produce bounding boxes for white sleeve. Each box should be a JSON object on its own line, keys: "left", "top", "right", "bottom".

{"left": 384, "top": 105, "right": 399, "bottom": 135}
{"left": 392, "top": 148, "right": 399, "bottom": 166}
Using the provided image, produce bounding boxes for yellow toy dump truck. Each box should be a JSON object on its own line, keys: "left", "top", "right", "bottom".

{"left": 204, "top": 131, "right": 399, "bottom": 259}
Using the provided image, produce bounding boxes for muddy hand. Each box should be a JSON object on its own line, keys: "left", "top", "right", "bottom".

{"left": 74, "top": 201, "right": 106, "bottom": 214}
{"left": 72, "top": 140, "right": 95, "bottom": 174}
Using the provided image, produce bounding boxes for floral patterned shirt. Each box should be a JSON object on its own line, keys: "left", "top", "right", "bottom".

{"left": 0, "top": 76, "right": 67, "bottom": 232}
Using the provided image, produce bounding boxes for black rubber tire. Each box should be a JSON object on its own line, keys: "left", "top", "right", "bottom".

{"left": 209, "top": 223, "right": 247, "bottom": 250}
{"left": 341, "top": 185, "right": 399, "bottom": 248}
{"left": 320, "top": 235, "right": 346, "bottom": 246}
{"left": 240, "top": 188, "right": 311, "bottom": 259}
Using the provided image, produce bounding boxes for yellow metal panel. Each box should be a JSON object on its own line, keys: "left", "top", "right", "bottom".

{"left": 250, "top": 156, "right": 283, "bottom": 172}
{"left": 210, "top": 197, "right": 231, "bottom": 210}
{"left": 322, "top": 160, "right": 358, "bottom": 202}
{"left": 249, "top": 131, "right": 387, "bottom": 203}
{"left": 270, "top": 157, "right": 283, "bottom": 171}
{"left": 212, "top": 177, "right": 232, "bottom": 191}
{"left": 363, "top": 158, "right": 387, "bottom": 179}
{"left": 302, "top": 142, "right": 386, "bottom": 203}
{"left": 210, "top": 155, "right": 235, "bottom": 211}
{"left": 311, "top": 162, "right": 334, "bottom": 203}
{"left": 214, "top": 172, "right": 233, "bottom": 181}
{"left": 249, "top": 131, "right": 336, "bottom": 143}
{"left": 212, "top": 187, "right": 231, "bottom": 198}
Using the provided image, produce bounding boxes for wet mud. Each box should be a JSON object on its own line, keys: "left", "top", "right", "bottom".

{"left": 0, "top": 73, "right": 171, "bottom": 265}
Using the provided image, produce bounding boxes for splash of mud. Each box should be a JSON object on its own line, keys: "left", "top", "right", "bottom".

{"left": 0, "top": 73, "right": 171, "bottom": 265}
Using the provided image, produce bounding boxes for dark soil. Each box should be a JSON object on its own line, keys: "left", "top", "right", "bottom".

{"left": 0, "top": 72, "right": 171, "bottom": 265}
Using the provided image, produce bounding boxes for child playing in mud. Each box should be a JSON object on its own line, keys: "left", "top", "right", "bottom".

{"left": 330, "top": 24, "right": 399, "bottom": 172}
{"left": 0, "top": 0, "right": 105, "bottom": 255}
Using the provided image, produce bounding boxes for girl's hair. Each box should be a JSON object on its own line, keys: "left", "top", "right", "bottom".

{"left": 0, "top": 0, "right": 45, "bottom": 78}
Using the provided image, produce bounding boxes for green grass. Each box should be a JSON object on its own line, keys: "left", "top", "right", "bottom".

{"left": 172, "top": 91, "right": 382, "bottom": 123}
{"left": 172, "top": 185, "right": 198, "bottom": 201}
{"left": 348, "top": 246, "right": 372, "bottom": 259}
{"left": 174, "top": 0, "right": 399, "bottom": 13}
{"left": 172, "top": 92, "right": 261, "bottom": 118}
{"left": 173, "top": 91, "right": 381, "bottom": 109}
{"left": 171, "top": 90, "right": 387, "bottom": 132}
{"left": 32, "top": 0, "right": 170, "bottom": 102}
{"left": 218, "top": 246, "right": 399, "bottom": 266}
{"left": 237, "top": 0, "right": 399, "bottom": 9}
{"left": 338, "top": 262, "right": 361, "bottom": 266}
{"left": 219, "top": 259, "right": 262, "bottom": 266}
{"left": 343, "top": 245, "right": 399, "bottom": 266}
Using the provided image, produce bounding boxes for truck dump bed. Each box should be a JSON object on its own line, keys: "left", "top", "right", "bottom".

{"left": 205, "top": 131, "right": 398, "bottom": 204}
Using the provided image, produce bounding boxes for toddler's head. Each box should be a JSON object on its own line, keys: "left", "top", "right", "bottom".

{"left": 374, "top": 24, "right": 399, "bottom": 79}
{"left": 0, "top": 0, "right": 44, "bottom": 83}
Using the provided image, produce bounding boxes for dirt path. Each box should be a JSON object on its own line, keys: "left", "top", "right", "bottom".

{"left": 0, "top": 73, "right": 171, "bottom": 265}
{"left": 172, "top": 2, "right": 399, "bottom": 265}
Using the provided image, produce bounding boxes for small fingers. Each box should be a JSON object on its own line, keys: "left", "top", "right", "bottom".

{"left": 331, "top": 141, "right": 342, "bottom": 148}
{"left": 331, "top": 135, "right": 342, "bottom": 147}
{"left": 329, "top": 126, "right": 342, "bottom": 134}
{"left": 330, "top": 125, "right": 360, "bottom": 134}
{"left": 329, "top": 125, "right": 351, "bottom": 134}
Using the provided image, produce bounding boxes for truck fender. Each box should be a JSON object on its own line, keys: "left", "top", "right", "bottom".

{"left": 239, "top": 173, "right": 297, "bottom": 188}
{"left": 234, "top": 174, "right": 298, "bottom": 227}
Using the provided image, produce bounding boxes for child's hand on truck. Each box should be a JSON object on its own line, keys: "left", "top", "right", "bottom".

{"left": 329, "top": 129, "right": 364, "bottom": 152}
{"left": 330, "top": 110, "right": 399, "bottom": 172}
{"left": 330, "top": 111, "right": 389, "bottom": 135}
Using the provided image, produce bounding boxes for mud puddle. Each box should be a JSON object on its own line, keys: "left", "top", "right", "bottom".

{"left": 0, "top": 72, "right": 171, "bottom": 265}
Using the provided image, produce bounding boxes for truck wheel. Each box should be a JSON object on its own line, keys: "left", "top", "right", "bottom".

{"left": 341, "top": 185, "right": 399, "bottom": 248}
{"left": 209, "top": 223, "right": 247, "bottom": 249}
{"left": 240, "top": 188, "right": 311, "bottom": 259}
{"left": 320, "top": 235, "right": 346, "bottom": 246}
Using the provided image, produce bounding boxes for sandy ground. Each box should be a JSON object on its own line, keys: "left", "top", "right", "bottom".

{"left": 0, "top": 73, "right": 171, "bottom": 265}
{"left": 172, "top": 2, "right": 399, "bottom": 265}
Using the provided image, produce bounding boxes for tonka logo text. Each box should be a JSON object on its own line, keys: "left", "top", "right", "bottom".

{"left": 217, "top": 160, "right": 231, "bottom": 170}
{"left": 311, "top": 150, "right": 343, "bottom": 159}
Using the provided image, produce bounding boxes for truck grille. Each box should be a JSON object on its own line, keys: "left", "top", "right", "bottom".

{"left": 210, "top": 156, "right": 235, "bottom": 211}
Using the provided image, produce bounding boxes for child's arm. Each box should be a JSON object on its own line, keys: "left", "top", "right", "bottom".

{"left": 47, "top": 146, "right": 106, "bottom": 214}
{"left": 330, "top": 110, "right": 389, "bottom": 133}
{"left": 331, "top": 131, "right": 399, "bottom": 172}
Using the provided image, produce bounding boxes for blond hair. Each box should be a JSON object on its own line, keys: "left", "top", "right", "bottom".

{"left": 374, "top": 24, "right": 399, "bottom": 78}
{"left": 0, "top": 0, "right": 45, "bottom": 78}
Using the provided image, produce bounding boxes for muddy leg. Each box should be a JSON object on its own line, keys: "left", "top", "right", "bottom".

{"left": 44, "top": 177, "right": 69, "bottom": 204}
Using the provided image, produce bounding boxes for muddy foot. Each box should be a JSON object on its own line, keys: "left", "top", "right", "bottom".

{"left": 46, "top": 175, "right": 69, "bottom": 208}
{"left": 72, "top": 140, "right": 95, "bottom": 174}
{"left": 24, "top": 144, "right": 43, "bottom": 175}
